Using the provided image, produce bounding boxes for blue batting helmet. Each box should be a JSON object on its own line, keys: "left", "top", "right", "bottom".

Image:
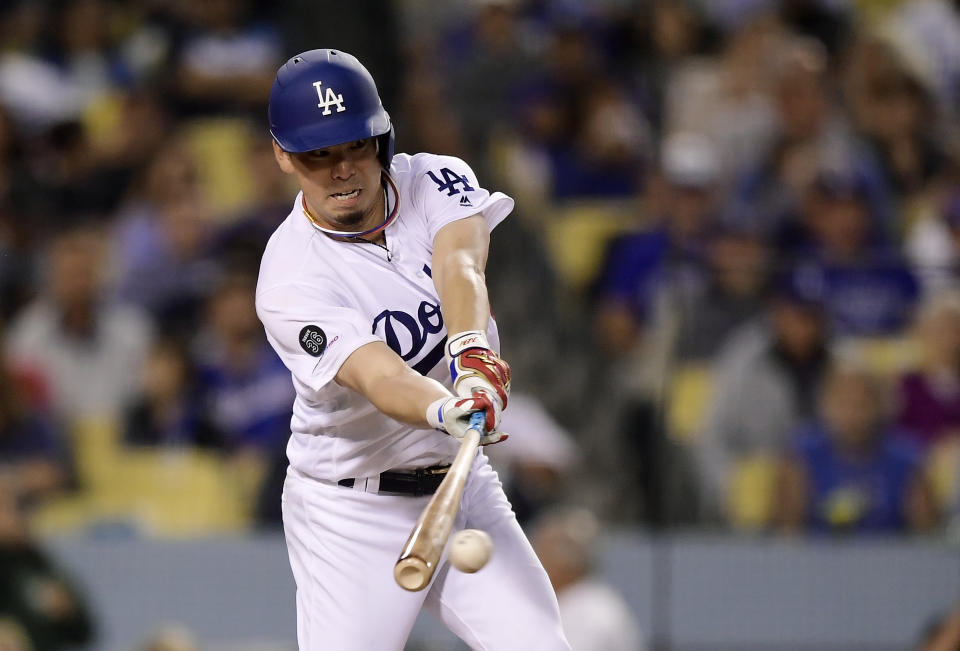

{"left": 268, "top": 49, "right": 394, "bottom": 169}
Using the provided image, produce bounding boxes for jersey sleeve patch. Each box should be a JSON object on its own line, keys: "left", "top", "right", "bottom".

{"left": 298, "top": 325, "right": 328, "bottom": 357}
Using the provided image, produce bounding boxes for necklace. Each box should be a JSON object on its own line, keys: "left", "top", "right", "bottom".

{"left": 302, "top": 172, "right": 401, "bottom": 242}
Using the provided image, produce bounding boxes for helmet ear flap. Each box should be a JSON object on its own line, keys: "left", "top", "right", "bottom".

{"left": 377, "top": 125, "right": 395, "bottom": 170}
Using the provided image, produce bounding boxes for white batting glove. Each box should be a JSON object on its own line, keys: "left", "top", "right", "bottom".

{"left": 426, "top": 394, "right": 508, "bottom": 446}
{"left": 446, "top": 330, "right": 511, "bottom": 420}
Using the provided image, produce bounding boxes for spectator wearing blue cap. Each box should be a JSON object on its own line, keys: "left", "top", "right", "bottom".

{"left": 785, "top": 167, "right": 919, "bottom": 337}
{"left": 666, "top": 222, "right": 771, "bottom": 361}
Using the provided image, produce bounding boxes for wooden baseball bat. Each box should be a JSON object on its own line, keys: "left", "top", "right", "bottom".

{"left": 393, "top": 411, "right": 485, "bottom": 591}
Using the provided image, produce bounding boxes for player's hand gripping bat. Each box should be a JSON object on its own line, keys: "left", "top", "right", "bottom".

{"left": 393, "top": 411, "right": 485, "bottom": 591}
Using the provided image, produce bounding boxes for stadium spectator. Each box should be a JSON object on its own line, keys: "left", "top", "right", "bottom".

{"left": 774, "top": 361, "right": 938, "bottom": 534}
{"left": 193, "top": 274, "right": 293, "bottom": 455}
{"left": 530, "top": 507, "right": 645, "bottom": 651}
{"left": 169, "top": 0, "right": 281, "bottom": 117}
{"left": 667, "top": 222, "right": 771, "bottom": 361}
{"left": 123, "top": 338, "right": 222, "bottom": 449}
{"left": 29, "top": 119, "right": 130, "bottom": 229}
{"left": 0, "top": 400, "right": 67, "bottom": 509}
{"left": 0, "top": 3, "right": 85, "bottom": 130}
{"left": 5, "top": 226, "right": 153, "bottom": 422}
{"left": 881, "top": 0, "right": 960, "bottom": 119}
{"left": 0, "top": 105, "right": 37, "bottom": 322}
{"left": 663, "top": 11, "right": 780, "bottom": 181}
{"left": 554, "top": 75, "right": 651, "bottom": 200}
{"left": 733, "top": 36, "right": 864, "bottom": 240}
{"left": 697, "top": 269, "right": 832, "bottom": 520}
{"left": 0, "top": 340, "right": 70, "bottom": 509}
{"left": 787, "top": 168, "right": 919, "bottom": 337}
{"left": 896, "top": 291, "right": 960, "bottom": 448}
{"left": 86, "top": 90, "right": 172, "bottom": 190}
{"left": 843, "top": 36, "right": 949, "bottom": 207}
{"left": 45, "top": 0, "right": 134, "bottom": 105}
{"left": 505, "top": 23, "right": 649, "bottom": 201}
{"left": 112, "top": 137, "right": 218, "bottom": 339}
{"left": 594, "top": 131, "right": 719, "bottom": 356}
{"left": 614, "top": 0, "right": 719, "bottom": 133}
{"left": 442, "top": 0, "right": 539, "bottom": 162}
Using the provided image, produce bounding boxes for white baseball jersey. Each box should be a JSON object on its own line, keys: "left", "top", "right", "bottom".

{"left": 256, "top": 152, "right": 513, "bottom": 481}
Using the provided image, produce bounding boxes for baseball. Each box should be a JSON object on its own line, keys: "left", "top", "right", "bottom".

{"left": 449, "top": 529, "right": 493, "bottom": 573}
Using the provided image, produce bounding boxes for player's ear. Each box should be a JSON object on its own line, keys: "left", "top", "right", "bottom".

{"left": 273, "top": 140, "right": 296, "bottom": 174}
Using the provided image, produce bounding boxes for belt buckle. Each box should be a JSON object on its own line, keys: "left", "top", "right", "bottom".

{"left": 412, "top": 465, "right": 449, "bottom": 497}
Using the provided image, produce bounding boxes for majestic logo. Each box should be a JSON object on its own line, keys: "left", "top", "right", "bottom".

{"left": 459, "top": 195, "right": 473, "bottom": 207}
{"left": 312, "top": 81, "right": 346, "bottom": 116}
{"left": 298, "top": 325, "right": 327, "bottom": 357}
{"left": 427, "top": 168, "right": 475, "bottom": 196}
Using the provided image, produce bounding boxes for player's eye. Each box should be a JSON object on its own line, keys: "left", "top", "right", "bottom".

{"left": 350, "top": 140, "right": 368, "bottom": 150}
{"left": 308, "top": 150, "right": 330, "bottom": 159}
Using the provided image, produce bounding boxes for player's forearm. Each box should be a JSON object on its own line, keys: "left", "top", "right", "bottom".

{"left": 364, "top": 370, "right": 452, "bottom": 427}
{"left": 336, "top": 342, "right": 452, "bottom": 426}
{"left": 435, "top": 252, "right": 491, "bottom": 333}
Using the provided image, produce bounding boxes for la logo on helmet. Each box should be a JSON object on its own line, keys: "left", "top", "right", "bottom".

{"left": 312, "top": 81, "right": 346, "bottom": 116}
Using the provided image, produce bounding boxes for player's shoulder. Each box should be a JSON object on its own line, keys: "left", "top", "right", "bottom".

{"left": 260, "top": 208, "right": 304, "bottom": 264}
{"left": 390, "top": 152, "right": 476, "bottom": 185}
{"left": 257, "top": 200, "right": 327, "bottom": 295}
{"left": 390, "top": 153, "right": 481, "bottom": 215}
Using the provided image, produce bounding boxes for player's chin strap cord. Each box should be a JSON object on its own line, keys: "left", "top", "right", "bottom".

{"left": 301, "top": 171, "right": 401, "bottom": 241}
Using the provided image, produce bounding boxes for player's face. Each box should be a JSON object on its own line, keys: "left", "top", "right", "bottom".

{"left": 274, "top": 138, "right": 383, "bottom": 232}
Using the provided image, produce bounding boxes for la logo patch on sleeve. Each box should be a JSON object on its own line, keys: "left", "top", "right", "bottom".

{"left": 299, "top": 325, "right": 327, "bottom": 357}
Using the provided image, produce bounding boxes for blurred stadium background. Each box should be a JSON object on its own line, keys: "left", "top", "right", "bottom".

{"left": 1, "top": 0, "right": 960, "bottom": 649}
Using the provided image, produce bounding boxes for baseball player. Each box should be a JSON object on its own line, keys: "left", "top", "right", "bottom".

{"left": 256, "top": 49, "right": 571, "bottom": 650}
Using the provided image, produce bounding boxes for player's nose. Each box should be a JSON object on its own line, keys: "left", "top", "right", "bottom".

{"left": 331, "top": 156, "right": 356, "bottom": 180}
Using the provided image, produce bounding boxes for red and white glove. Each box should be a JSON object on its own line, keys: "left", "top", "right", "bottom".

{"left": 426, "top": 393, "right": 508, "bottom": 446}
{"left": 446, "top": 330, "right": 511, "bottom": 414}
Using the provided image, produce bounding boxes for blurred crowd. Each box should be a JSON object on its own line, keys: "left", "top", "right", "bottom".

{"left": 420, "top": 0, "right": 960, "bottom": 540}
{"left": 1, "top": 0, "right": 960, "bottom": 647}
{"left": 0, "top": 0, "right": 958, "bottom": 577}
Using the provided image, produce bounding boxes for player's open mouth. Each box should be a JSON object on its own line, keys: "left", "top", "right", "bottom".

{"left": 332, "top": 189, "right": 361, "bottom": 201}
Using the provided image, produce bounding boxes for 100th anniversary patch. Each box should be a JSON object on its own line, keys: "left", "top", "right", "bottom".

{"left": 299, "top": 325, "right": 327, "bottom": 357}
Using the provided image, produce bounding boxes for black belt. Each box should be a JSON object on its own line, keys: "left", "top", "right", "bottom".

{"left": 337, "top": 464, "right": 450, "bottom": 496}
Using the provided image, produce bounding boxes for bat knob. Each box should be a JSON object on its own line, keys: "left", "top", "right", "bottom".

{"left": 394, "top": 557, "right": 431, "bottom": 592}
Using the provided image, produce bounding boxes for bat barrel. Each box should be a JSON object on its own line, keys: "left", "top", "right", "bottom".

{"left": 394, "top": 557, "right": 431, "bottom": 591}
{"left": 393, "top": 412, "right": 486, "bottom": 591}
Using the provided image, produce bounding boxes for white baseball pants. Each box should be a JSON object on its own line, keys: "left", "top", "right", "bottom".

{"left": 281, "top": 453, "right": 571, "bottom": 650}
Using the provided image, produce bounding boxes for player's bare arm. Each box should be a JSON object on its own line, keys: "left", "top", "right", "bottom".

{"left": 334, "top": 340, "right": 502, "bottom": 442}
{"left": 433, "top": 216, "right": 512, "bottom": 411}
{"left": 432, "top": 215, "right": 492, "bottom": 334}
{"left": 335, "top": 341, "right": 449, "bottom": 424}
